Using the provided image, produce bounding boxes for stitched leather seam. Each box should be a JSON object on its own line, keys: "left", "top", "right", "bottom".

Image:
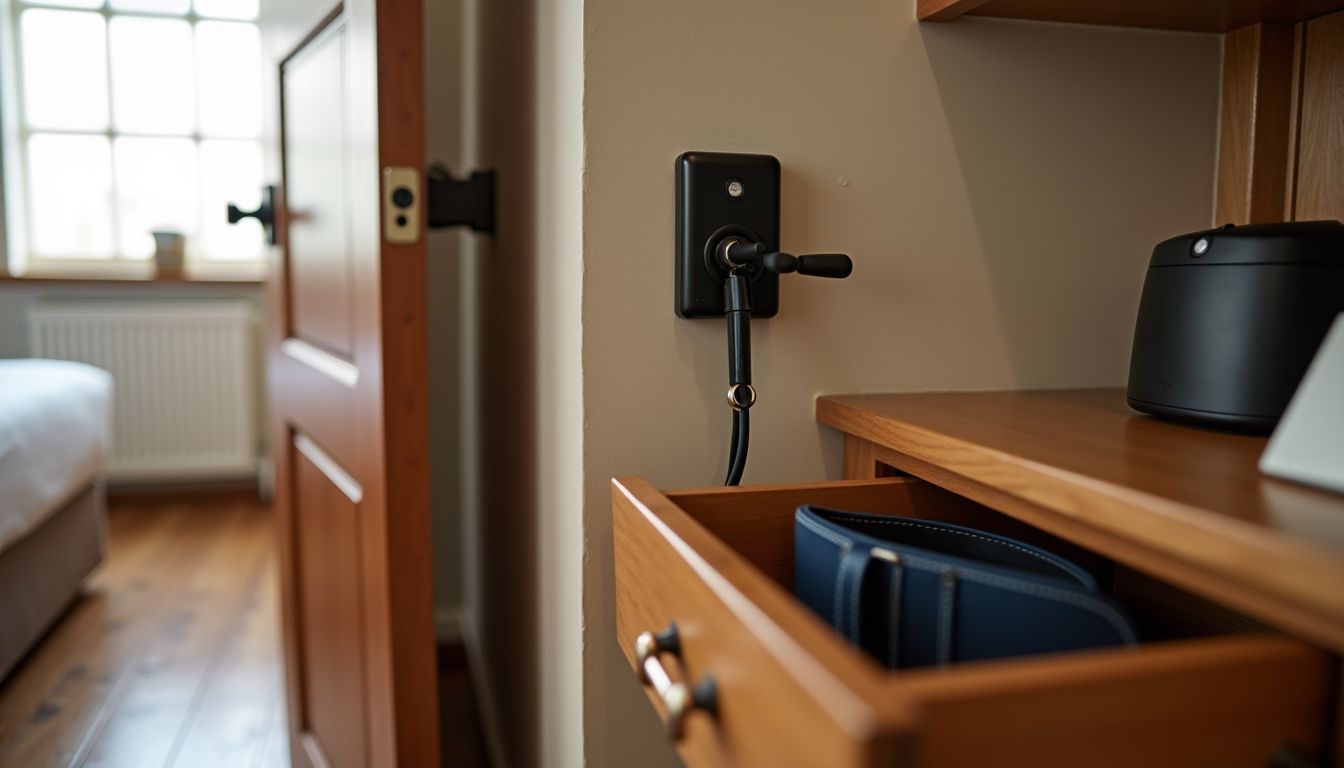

{"left": 955, "top": 569, "right": 1138, "bottom": 644}
{"left": 892, "top": 546, "right": 1134, "bottom": 642}
{"left": 820, "top": 513, "right": 1070, "bottom": 576}
{"left": 797, "top": 513, "right": 851, "bottom": 549}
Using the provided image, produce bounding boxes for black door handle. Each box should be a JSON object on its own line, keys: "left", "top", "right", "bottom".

{"left": 226, "top": 184, "right": 277, "bottom": 245}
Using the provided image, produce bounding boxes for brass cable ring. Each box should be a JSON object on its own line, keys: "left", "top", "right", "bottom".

{"left": 726, "top": 383, "right": 756, "bottom": 411}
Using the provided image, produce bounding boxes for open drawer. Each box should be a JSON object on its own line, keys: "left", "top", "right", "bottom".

{"left": 612, "top": 476, "right": 1334, "bottom": 768}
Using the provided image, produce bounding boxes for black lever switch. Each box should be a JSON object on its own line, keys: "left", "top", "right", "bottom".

{"left": 797, "top": 253, "right": 853, "bottom": 278}
{"left": 763, "top": 252, "right": 852, "bottom": 278}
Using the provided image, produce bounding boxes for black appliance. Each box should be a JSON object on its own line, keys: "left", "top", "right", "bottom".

{"left": 1127, "top": 220, "right": 1344, "bottom": 433}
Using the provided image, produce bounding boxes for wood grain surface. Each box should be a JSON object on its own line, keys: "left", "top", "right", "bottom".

{"left": 613, "top": 477, "right": 916, "bottom": 768}
{"left": 915, "top": 0, "right": 990, "bottom": 22}
{"left": 612, "top": 474, "right": 1332, "bottom": 767}
{"left": 1216, "top": 23, "right": 1297, "bottom": 225}
{"left": 1295, "top": 10, "right": 1344, "bottom": 222}
{"left": 919, "top": 0, "right": 1344, "bottom": 31}
{"left": 0, "top": 495, "right": 489, "bottom": 768}
{"left": 817, "top": 389, "right": 1344, "bottom": 653}
{"left": 894, "top": 633, "right": 1329, "bottom": 766}
{"left": 0, "top": 495, "right": 288, "bottom": 768}
{"left": 262, "top": 0, "right": 438, "bottom": 763}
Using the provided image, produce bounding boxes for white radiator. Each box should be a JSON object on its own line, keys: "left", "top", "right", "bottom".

{"left": 28, "top": 300, "right": 260, "bottom": 482}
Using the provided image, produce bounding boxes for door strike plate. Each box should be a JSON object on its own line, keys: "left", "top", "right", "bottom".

{"left": 383, "top": 167, "right": 421, "bottom": 244}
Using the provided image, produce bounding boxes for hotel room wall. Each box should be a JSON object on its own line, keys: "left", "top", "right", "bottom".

{"left": 578, "top": 5, "right": 1222, "bottom": 766}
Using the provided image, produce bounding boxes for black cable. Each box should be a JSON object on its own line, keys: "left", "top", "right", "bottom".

{"left": 723, "top": 269, "right": 753, "bottom": 486}
{"left": 724, "top": 406, "right": 749, "bottom": 486}
{"left": 727, "top": 404, "right": 741, "bottom": 469}
{"left": 714, "top": 242, "right": 851, "bottom": 487}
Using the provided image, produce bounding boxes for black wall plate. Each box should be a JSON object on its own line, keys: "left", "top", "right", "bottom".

{"left": 675, "top": 152, "right": 780, "bottom": 318}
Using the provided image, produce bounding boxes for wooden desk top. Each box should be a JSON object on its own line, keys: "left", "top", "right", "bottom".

{"left": 816, "top": 389, "right": 1344, "bottom": 652}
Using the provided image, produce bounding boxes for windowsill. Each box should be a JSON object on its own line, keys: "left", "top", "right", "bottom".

{"left": 0, "top": 262, "right": 266, "bottom": 286}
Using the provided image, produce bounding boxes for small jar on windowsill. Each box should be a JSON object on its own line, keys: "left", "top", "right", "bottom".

{"left": 151, "top": 230, "right": 187, "bottom": 279}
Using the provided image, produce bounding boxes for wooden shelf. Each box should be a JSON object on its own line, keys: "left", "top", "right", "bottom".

{"left": 918, "top": 0, "right": 1344, "bottom": 31}
{"left": 817, "top": 389, "right": 1344, "bottom": 652}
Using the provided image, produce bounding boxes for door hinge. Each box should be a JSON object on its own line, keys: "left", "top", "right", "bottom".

{"left": 427, "top": 163, "right": 495, "bottom": 235}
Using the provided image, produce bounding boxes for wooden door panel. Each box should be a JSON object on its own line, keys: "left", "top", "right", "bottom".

{"left": 283, "top": 23, "right": 356, "bottom": 358}
{"left": 261, "top": 0, "right": 437, "bottom": 764}
{"left": 292, "top": 435, "right": 368, "bottom": 768}
{"left": 275, "top": 351, "right": 358, "bottom": 473}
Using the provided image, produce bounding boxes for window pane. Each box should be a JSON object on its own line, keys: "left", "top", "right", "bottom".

{"left": 27, "top": 134, "right": 115, "bottom": 259}
{"left": 194, "top": 0, "right": 258, "bottom": 20}
{"left": 20, "top": 10, "right": 108, "bottom": 131}
{"left": 109, "top": 0, "right": 190, "bottom": 12}
{"left": 198, "top": 140, "right": 263, "bottom": 261}
{"left": 113, "top": 137, "right": 198, "bottom": 259}
{"left": 21, "top": 0, "right": 103, "bottom": 8}
{"left": 196, "top": 22, "right": 261, "bottom": 137}
{"left": 109, "top": 17, "right": 196, "bottom": 135}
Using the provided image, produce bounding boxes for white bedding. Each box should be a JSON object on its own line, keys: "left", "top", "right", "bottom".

{"left": 0, "top": 359, "right": 112, "bottom": 552}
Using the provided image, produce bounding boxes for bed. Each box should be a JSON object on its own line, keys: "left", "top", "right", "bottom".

{"left": 0, "top": 359, "right": 112, "bottom": 680}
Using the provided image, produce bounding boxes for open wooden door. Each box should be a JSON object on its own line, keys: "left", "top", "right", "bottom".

{"left": 254, "top": 1, "right": 438, "bottom": 766}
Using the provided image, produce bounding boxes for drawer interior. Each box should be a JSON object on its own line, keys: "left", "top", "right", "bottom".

{"left": 614, "top": 476, "right": 1335, "bottom": 766}
{"left": 665, "top": 477, "right": 1266, "bottom": 642}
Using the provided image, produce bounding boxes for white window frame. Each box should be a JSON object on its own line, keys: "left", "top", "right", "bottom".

{"left": 0, "top": 0, "right": 263, "bottom": 276}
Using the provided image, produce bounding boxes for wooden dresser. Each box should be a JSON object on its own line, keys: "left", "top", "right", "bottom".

{"left": 612, "top": 389, "right": 1343, "bottom": 767}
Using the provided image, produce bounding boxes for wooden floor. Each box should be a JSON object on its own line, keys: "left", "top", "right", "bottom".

{"left": 0, "top": 494, "right": 287, "bottom": 768}
{"left": 0, "top": 493, "right": 489, "bottom": 768}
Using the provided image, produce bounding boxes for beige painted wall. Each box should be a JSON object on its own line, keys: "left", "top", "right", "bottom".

{"left": 579, "top": 3, "right": 1221, "bottom": 765}
{"left": 461, "top": 2, "right": 1223, "bottom": 766}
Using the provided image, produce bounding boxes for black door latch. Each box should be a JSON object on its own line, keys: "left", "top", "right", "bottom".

{"left": 227, "top": 184, "right": 278, "bottom": 245}
{"left": 427, "top": 163, "right": 495, "bottom": 235}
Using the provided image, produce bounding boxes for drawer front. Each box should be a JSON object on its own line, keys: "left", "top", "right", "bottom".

{"left": 898, "top": 634, "right": 1332, "bottom": 767}
{"left": 613, "top": 478, "right": 912, "bottom": 767}
{"left": 612, "top": 476, "right": 1336, "bottom": 768}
